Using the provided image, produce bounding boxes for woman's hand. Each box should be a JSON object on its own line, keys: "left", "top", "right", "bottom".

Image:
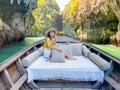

{"left": 56, "top": 47, "right": 62, "bottom": 52}
{"left": 52, "top": 36, "right": 57, "bottom": 44}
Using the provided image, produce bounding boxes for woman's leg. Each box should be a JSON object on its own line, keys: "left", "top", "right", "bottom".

{"left": 46, "top": 57, "right": 51, "bottom": 62}
{"left": 65, "top": 52, "right": 77, "bottom": 60}
{"left": 43, "top": 48, "right": 51, "bottom": 62}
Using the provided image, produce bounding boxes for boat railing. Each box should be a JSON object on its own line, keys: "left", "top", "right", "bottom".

{"left": 83, "top": 42, "right": 120, "bottom": 90}
{"left": 83, "top": 43, "right": 120, "bottom": 64}
{"left": 0, "top": 39, "right": 44, "bottom": 90}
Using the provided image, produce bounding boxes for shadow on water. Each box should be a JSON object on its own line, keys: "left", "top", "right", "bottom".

{"left": 0, "top": 37, "right": 44, "bottom": 63}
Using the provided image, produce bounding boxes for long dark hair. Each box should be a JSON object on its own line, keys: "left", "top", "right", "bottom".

{"left": 46, "top": 29, "right": 56, "bottom": 40}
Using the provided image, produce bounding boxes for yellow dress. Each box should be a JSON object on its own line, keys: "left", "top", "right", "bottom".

{"left": 43, "top": 37, "right": 53, "bottom": 48}
{"left": 43, "top": 37, "right": 53, "bottom": 58}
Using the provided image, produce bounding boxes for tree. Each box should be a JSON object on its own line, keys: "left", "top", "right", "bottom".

{"left": 62, "top": 0, "right": 120, "bottom": 44}
{"left": 28, "top": 0, "right": 60, "bottom": 36}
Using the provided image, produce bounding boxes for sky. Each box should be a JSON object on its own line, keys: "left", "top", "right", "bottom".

{"left": 56, "top": 0, "right": 70, "bottom": 11}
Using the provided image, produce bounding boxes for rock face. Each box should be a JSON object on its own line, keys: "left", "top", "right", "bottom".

{"left": 115, "top": 11, "right": 120, "bottom": 46}
{"left": 0, "top": 18, "right": 23, "bottom": 47}
{"left": 0, "top": 0, "right": 36, "bottom": 47}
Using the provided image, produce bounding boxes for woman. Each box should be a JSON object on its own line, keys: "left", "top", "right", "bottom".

{"left": 43, "top": 28, "right": 76, "bottom": 61}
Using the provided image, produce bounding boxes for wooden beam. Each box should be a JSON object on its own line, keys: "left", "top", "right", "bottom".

{"left": 104, "top": 74, "right": 120, "bottom": 90}
{"left": 10, "top": 74, "right": 27, "bottom": 90}
{"left": 92, "top": 81, "right": 102, "bottom": 89}
{"left": 62, "top": 88, "right": 98, "bottom": 90}
{"left": 16, "top": 58, "right": 25, "bottom": 75}
{"left": 36, "top": 81, "right": 93, "bottom": 88}
{"left": 28, "top": 80, "right": 39, "bottom": 89}
{"left": 38, "top": 88, "right": 98, "bottom": 90}
{"left": 1, "top": 69, "right": 13, "bottom": 89}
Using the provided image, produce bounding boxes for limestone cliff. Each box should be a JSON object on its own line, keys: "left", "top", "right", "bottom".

{"left": 0, "top": 0, "right": 36, "bottom": 47}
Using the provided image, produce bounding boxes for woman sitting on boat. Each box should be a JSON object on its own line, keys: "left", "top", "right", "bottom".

{"left": 43, "top": 28, "right": 76, "bottom": 61}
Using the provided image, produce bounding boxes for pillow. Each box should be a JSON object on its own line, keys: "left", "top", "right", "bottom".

{"left": 89, "top": 53, "right": 111, "bottom": 71}
{"left": 65, "top": 45, "right": 73, "bottom": 56}
{"left": 49, "top": 50, "right": 65, "bottom": 63}
{"left": 82, "top": 45, "right": 91, "bottom": 58}
{"left": 37, "top": 47, "right": 43, "bottom": 56}
{"left": 22, "top": 51, "right": 40, "bottom": 67}
{"left": 72, "top": 43, "right": 83, "bottom": 56}
{"left": 52, "top": 44, "right": 67, "bottom": 54}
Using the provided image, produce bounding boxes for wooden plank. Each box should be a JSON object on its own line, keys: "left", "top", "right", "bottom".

{"left": 0, "top": 77, "right": 4, "bottom": 87}
{"left": 38, "top": 88, "right": 98, "bottom": 90}
{"left": 16, "top": 58, "right": 25, "bottom": 75}
{"left": 11, "top": 71, "right": 20, "bottom": 84}
{"left": 92, "top": 81, "right": 102, "bottom": 89}
{"left": 7, "top": 63, "right": 17, "bottom": 76}
{"left": 62, "top": 88, "right": 98, "bottom": 90}
{"left": 39, "top": 88, "right": 51, "bottom": 90}
{"left": 1, "top": 69, "right": 13, "bottom": 89}
{"left": 19, "top": 86, "right": 25, "bottom": 90}
{"left": 0, "top": 76, "right": 5, "bottom": 90}
{"left": 36, "top": 82, "right": 93, "bottom": 88}
{"left": 10, "top": 73, "right": 27, "bottom": 90}
{"left": 19, "top": 83, "right": 30, "bottom": 90}
{"left": 7, "top": 63, "right": 20, "bottom": 84}
{"left": 104, "top": 74, "right": 120, "bottom": 90}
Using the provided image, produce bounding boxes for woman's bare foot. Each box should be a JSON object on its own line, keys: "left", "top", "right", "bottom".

{"left": 46, "top": 57, "right": 50, "bottom": 62}
{"left": 68, "top": 57, "right": 77, "bottom": 60}
{"left": 65, "top": 52, "right": 77, "bottom": 60}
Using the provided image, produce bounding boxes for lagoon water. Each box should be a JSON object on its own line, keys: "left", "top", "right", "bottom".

{"left": 0, "top": 37, "right": 43, "bottom": 63}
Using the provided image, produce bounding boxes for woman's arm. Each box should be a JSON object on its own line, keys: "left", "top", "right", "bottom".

{"left": 52, "top": 35, "right": 57, "bottom": 44}
{"left": 46, "top": 37, "right": 61, "bottom": 51}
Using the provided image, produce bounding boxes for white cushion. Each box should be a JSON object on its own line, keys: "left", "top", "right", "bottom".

{"left": 22, "top": 51, "right": 40, "bottom": 67}
{"left": 89, "top": 53, "right": 111, "bottom": 71}
{"left": 65, "top": 45, "right": 73, "bottom": 55}
{"left": 82, "top": 45, "right": 91, "bottom": 58}
{"left": 53, "top": 44, "right": 67, "bottom": 53}
{"left": 53, "top": 43, "right": 82, "bottom": 56}
{"left": 72, "top": 43, "right": 83, "bottom": 56}
{"left": 50, "top": 50, "right": 65, "bottom": 63}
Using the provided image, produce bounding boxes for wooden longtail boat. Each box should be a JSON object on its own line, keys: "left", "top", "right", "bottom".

{"left": 0, "top": 35, "right": 120, "bottom": 90}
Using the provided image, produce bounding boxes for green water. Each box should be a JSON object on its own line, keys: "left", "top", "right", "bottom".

{"left": 0, "top": 37, "right": 44, "bottom": 63}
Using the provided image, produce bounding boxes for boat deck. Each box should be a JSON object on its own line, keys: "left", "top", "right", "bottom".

{"left": 57, "top": 36, "right": 80, "bottom": 43}
{"left": 0, "top": 35, "right": 120, "bottom": 90}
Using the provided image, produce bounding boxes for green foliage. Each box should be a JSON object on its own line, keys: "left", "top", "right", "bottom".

{"left": 29, "top": 0, "right": 59, "bottom": 36}
{"left": 88, "top": 8, "right": 119, "bottom": 44}
{"left": 62, "top": 0, "right": 119, "bottom": 44}
{"left": 62, "top": 0, "right": 80, "bottom": 32}
{"left": 87, "top": 28, "right": 113, "bottom": 44}
{"left": 62, "top": 22, "right": 75, "bottom": 37}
